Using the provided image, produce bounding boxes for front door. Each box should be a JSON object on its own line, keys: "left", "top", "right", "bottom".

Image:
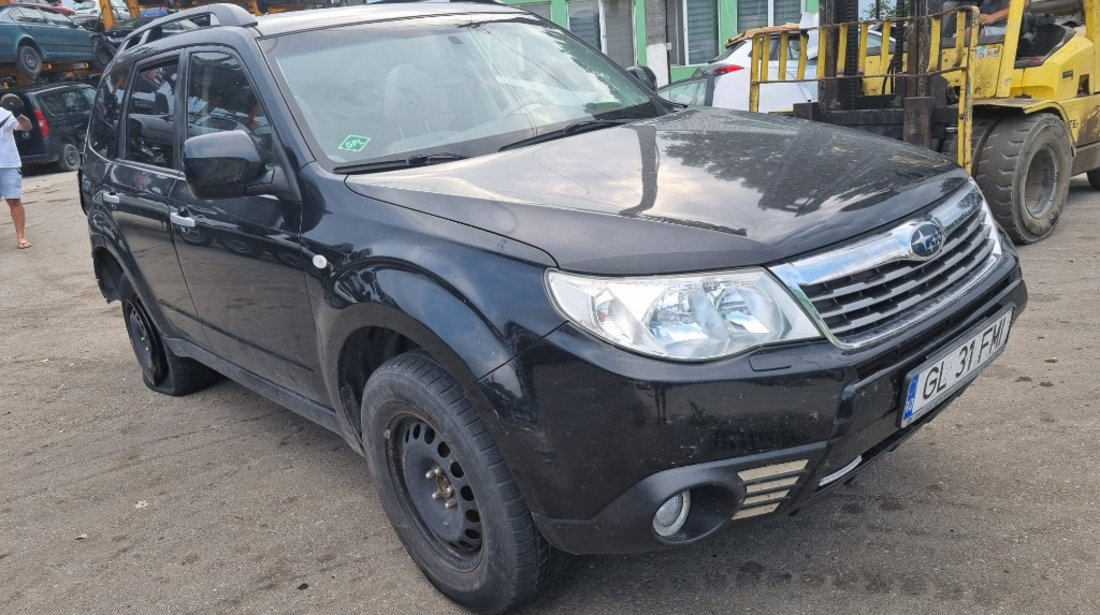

{"left": 170, "top": 49, "right": 324, "bottom": 401}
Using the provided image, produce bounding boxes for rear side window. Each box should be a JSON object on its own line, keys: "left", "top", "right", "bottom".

{"left": 38, "top": 88, "right": 93, "bottom": 116}
{"left": 124, "top": 61, "right": 180, "bottom": 168}
{"left": 88, "top": 64, "right": 129, "bottom": 159}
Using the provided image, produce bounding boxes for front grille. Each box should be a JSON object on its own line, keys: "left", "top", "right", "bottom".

{"left": 771, "top": 184, "right": 1002, "bottom": 349}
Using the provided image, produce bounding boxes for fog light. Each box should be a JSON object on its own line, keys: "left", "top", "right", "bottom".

{"left": 652, "top": 490, "right": 692, "bottom": 537}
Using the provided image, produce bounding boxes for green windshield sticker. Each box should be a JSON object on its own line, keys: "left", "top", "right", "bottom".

{"left": 338, "top": 135, "right": 371, "bottom": 152}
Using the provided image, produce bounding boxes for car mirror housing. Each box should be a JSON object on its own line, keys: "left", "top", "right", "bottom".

{"left": 626, "top": 65, "right": 658, "bottom": 91}
{"left": 182, "top": 130, "right": 266, "bottom": 200}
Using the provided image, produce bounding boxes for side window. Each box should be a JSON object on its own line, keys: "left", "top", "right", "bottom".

{"left": 124, "top": 61, "right": 180, "bottom": 168}
{"left": 186, "top": 51, "right": 271, "bottom": 163}
{"left": 19, "top": 7, "right": 48, "bottom": 24}
{"left": 88, "top": 64, "right": 129, "bottom": 159}
{"left": 43, "top": 10, "right": 72, "bottom": 27}
{"left": 658, "top": 77, "right": 710, "bottom": 106}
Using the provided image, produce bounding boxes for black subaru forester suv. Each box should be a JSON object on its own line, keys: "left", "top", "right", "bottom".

{"left": 79, "top": 3, "right": 1027, "bottom": 612}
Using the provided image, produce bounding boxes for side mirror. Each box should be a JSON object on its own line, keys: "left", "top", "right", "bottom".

{"left": 183, "top": 130, "right": 265, "bottom": 200}
{"left": 626, "top": 65, "right": 658, "bottom": 91}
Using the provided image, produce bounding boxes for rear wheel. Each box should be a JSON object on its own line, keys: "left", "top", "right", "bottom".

{"left": 974, "top": 113, "right": 1072, "bottom": 244}
{"left": 15, "top": 44, "right": 41, "bottom": 77}
{"left": 362, "top": 352, "right": 565, "bottom": 614}
{"left": 57, "top": 142, "right": 80, "bottom": 172}
{"left": 119, "top": 276, "right": 219, "bottom": 396}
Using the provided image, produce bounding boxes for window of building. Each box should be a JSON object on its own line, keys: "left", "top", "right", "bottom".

{"left": 568, "top": 0, "right": 636, "bottom": 67}
{"left": 520, "top": 1, "right": 552, "bottom": 20}
{"left": 737, "top": 0, "right": 802, "bottom": 33}
{"left": 665, "top": 0, "right": 718, "bottom": 65}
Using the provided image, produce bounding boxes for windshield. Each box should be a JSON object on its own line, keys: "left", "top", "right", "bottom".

{"left": 268, "top": 13, "right": 664, "bottom": 168}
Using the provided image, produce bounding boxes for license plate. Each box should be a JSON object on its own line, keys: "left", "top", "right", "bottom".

{"left": 899, "top": 308, "right": 1014, "bottom": 427}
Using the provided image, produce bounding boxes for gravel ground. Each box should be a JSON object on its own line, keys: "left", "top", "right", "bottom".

{"left": 1, "top": 168, "right": 1097, "bottom": 615}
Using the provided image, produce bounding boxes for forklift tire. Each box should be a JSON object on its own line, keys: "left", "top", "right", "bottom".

{"left": 1087, "top": 169, "right": 1100, "bottom": 190}
{"left": 974, "top": 113, "right": 1072, "bottom": 244}
{"left": 15, "top": 43, "right": 42, "bottom": 78}
{"left": 91, "top": 40, "right": 114, "bottom": 73}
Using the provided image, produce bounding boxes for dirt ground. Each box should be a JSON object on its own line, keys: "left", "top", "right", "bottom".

{"left": 1, "top": 167, "right": 1097, "bottom": 615}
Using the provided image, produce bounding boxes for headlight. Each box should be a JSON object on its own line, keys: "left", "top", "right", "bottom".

{"left": 546, "top": 269, "right": 822, "bottom": 361}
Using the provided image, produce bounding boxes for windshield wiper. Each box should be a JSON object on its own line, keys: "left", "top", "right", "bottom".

{"left": 334, "top": 152, "right": 468, "bottom": 174}
{"left": 499, "top": 118, "right": 636, "bottom": 151}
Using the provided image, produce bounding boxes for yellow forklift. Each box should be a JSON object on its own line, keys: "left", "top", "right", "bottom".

{"left": 748, "top": 0, "right": 1100, "bottom": 243}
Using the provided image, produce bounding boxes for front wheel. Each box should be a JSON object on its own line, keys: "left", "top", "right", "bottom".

{"left": 974, "top": 113, "right": 1072, "bottom": 244}
{"left": 362, "top": 352, "right": 565, "bottom": 614}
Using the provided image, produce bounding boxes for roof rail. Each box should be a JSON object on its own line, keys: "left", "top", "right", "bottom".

{"left": 123, "top": 3, "right": 258, "bottom": 51}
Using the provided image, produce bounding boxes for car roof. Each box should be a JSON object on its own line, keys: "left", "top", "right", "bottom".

{"left": 252, "top": 2, "right": 526, "bottom": 37}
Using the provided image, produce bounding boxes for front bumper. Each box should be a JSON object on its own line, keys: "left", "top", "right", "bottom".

{"left": 475, "top": 246, "right": 1026, "bottom": 555}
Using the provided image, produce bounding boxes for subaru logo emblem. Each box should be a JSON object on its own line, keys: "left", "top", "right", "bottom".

{"left": 909, "top": 222, "right": 945, "bottom": 260}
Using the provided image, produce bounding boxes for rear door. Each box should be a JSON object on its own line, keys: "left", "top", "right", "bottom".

{"left": 40, "top": 9, "right": 91, "bottom": 61}
{"left": 9, "top": 7, "right": 64, "bottom": 61}
{"left": 88, "top": 56, "right": 208, "bottom": 345}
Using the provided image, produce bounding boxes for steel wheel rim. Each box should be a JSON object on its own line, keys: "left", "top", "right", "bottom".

{"left": 20, "top": 47, "right": 39, "bottom": 71}
{"left": 124, "top": 300, "right": 158, "bottom": 379}
{"left": 387, "top": 414, "right": 483, "bottom": 572}
{"left": 63, "top": 145, "right": 78, "bottom": 169}
{"left": 1023, "top": 145, "right": 1058, "bottom": 218}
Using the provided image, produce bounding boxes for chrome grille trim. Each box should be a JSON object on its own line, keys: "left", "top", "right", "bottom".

{"left": 770, "top": 182, "right": 1003, "bottom": 350}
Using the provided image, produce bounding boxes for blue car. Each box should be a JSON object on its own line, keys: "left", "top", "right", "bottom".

{"left": 0, "top": 4, "right": 110, "bottom": 76}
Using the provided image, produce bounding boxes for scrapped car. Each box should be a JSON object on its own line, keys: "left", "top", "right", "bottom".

{"left": 81, "top": 3, "right": 1027, "bottom": 613}
{"left": 0, "top": 3, "right": 111, "bottom": 75}
{"left": 8, "top": 82, "right": 94, "bottom": 170}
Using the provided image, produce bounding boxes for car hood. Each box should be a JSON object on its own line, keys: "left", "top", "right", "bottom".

{"left": 345, "top": 108, "right": 967, "bottom": 275}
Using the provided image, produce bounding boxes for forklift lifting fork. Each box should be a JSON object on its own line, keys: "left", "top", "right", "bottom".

{"left": 749, "top": 0, "right": 1100, "bottom": 244}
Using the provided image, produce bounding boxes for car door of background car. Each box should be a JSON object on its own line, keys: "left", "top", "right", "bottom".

{"left": 86, "top": 58, "right": 208, "bottom": 345}
{"left": 169, "top": 48, "right": 324, "bottom": 402}
{"left": 40, "top": 8, "right": 91, "bottom": 60}
{"left": 9, "top": 7, "right": 59, "bottom": 60}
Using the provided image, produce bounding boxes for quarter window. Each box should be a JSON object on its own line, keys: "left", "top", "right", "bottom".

{"left": 123, "top": 61, "right": 179, "bottom": 168}
{"left": 88, "top": 64, "right": 129, "bottom": 159}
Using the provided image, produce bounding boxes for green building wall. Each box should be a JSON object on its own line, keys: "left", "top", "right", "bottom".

{"left": 503, "top": 0, "right": 818, "bottom": 82}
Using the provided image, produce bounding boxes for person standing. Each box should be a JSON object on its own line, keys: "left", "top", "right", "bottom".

{"left": 1, "top": 93, "right": 33, "bottom": 249}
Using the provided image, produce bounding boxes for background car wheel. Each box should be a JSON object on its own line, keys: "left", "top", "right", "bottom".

{"left": 974, "top": 113, "right": 1072, "bottom": 244}
{"left": 118, "top": 276, "right": 220, "bottom": 396}
{"left": 1087, "top": 169, "right": 1100, "bottom": 190}
{"left": 57, "top": 142, "right": 80, "bottom": 172}
{"left": 91, "top": 39, "right": 114, "bottom": 72}
{"left": 362, "top": 352, "right": 566, "bottom": 614}
{"left": 15, "top": 44, "right": 42, "bottom": 77}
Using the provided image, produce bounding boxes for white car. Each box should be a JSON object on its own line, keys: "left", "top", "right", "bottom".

{"left": 660, "top": 23, "right": 885, "bottom": 113}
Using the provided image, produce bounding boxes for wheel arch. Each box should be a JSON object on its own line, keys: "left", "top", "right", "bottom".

{"left": 321, "top": 268, "right": 536, "bottom": 454}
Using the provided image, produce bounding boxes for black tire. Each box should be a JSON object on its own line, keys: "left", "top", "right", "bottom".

{"left": 1087, "top": 169, "right": 1100, "bottom": 190}
{"left": 362, "top": 352, "right": 565, "bottom": 614}
{"left": 118, "top": 276, "right": 219, "bottom": 396}
{"left": 15, "top": 43, "right": 42, "bottom": 77}
{"left": 974, "top": 113, "right": 1072, "bottom": 244}
{"left": 91, "top": 39, "right": 114, "bottom": 72}
{"left": 57, "top": 142, "right": 80, "bottom": 172}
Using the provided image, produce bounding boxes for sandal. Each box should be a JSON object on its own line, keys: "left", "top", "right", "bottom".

{"left": 17, "top": 239, "right": 31, "bottom": 249}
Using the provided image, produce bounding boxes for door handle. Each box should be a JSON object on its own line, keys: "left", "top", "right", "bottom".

{"left": 101, "top": 192, "right": 120, "bottom": 204}
{"left": 170, "top": 212, "right": 197, "bottom": 228}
